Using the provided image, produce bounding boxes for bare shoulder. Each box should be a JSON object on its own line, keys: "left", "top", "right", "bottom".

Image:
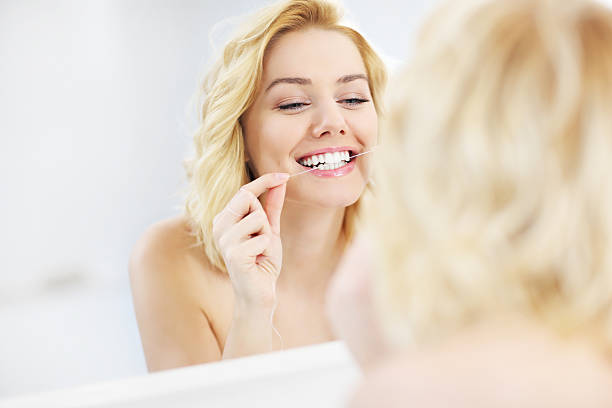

{"left": 130, "top": 215, "right": 204, "bottom": 270}
{"left": 129, "top": 214, "right": 222, "bottom": 308}
{"left": 129, "top": 215, "right": 226, "bottom": 370}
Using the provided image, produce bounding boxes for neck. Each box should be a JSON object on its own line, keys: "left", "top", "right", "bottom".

{"left": 276, "top": 199, "right": 347, "bottom": 295}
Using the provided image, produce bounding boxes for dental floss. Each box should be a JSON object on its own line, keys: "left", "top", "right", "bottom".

{"left": 270, "top": 280, "right": 284, "bottom": 350}
{"left": 288, "top": 147, "right": 377, "bottom": 178}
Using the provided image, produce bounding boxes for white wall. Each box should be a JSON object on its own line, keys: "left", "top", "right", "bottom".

{"left": 0, "top": 0, "right": 435, "bottom": 399}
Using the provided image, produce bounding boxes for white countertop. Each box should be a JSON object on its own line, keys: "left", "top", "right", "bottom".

{"left": 0, "top": 341, "right": 361, "bottom": 408}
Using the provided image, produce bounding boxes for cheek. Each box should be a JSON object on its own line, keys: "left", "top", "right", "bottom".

{"left": 349, "top": 107, "right": 378, "bottom": 146}
{"left": 246, "top": 115, "right": 304, "bottom": 173}
{"left": 345, "top": 109, "right": 378, "bottom": 180}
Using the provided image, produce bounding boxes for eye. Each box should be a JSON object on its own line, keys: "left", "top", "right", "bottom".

{"left": 278, "top": 102, "right": 310, "bottom": 112}
{"left": 339, "top": 98, "right": 370, "bottom": 107}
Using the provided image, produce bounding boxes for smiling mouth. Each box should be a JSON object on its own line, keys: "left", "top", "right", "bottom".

{"left": 296, "top": 150, "right": 355, "bottom": 171}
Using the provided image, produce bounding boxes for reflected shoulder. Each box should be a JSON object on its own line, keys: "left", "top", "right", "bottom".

{"left": 128, "top": 215, "right": 226, "bottom": 368}
{"left": 129, "top": 214, "right": 213, "bottom": 283}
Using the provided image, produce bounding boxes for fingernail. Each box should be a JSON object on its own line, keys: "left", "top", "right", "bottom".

{"left": 276, "top": 173, "right": 289, "bottom": 181}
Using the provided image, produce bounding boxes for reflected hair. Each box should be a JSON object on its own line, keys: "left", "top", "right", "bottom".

{"left": 184, "top": 0, "right": 387, "bottom": 273}
{"left": 371, "top": 0, "right": 612, "bottom": 351}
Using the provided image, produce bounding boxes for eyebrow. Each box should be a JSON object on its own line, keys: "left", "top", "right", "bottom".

{"left": 264, "top": 73, "right": 369, "bottom": 93}
{"left": 337, "top": 74, "right": 369, "bottom": 84}
{"left": 265, "top": 77, "right": 311, "bottom": 92}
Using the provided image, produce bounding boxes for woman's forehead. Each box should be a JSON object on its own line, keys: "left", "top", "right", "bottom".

{"left": 262, "top": 28, "right": 367, "bottom": 84}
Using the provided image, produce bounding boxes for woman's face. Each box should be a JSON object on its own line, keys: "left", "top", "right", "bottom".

{"left": 242, "top": 28, "right": 378, "bottom": 208}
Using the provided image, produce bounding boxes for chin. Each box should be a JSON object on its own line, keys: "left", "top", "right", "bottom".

{"left": 288, "top": 182, "right": 365, "bottom": 209}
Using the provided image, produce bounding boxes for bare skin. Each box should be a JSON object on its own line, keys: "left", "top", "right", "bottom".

{"left": 129, "top": 214, "right": 336, "bottom": 370}
{"left": 130, "top": 27, "right": 377, "bottom": 370}
{"left": 348, "top": 322, "right": 612, "bottom": 407}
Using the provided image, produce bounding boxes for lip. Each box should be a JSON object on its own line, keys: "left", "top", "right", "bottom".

{"left": 296, "top": 146, "right": 359, "bottom": 162}
{"left": 306, "top": 160, "right": 356, "bottom": 178}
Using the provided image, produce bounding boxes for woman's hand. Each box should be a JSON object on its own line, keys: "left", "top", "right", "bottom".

{"left": 212, "top": 172, "right": 289, "bottom": 308}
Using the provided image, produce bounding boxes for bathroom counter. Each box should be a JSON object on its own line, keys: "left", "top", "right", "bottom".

{"left": 0, "top": 341, "right": 361, "bottom": 408}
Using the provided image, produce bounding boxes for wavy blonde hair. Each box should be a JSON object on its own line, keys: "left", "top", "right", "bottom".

{"left": 371, "top": 0, "right": 612, "bottom": 350}
{"left": 185, "top": 0, "right": 387, "bottom": 273}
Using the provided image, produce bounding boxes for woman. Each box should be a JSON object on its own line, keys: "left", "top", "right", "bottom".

{"left": 129, "top": 0, "right": 386, "bottom": 371}
{"left": 328, "top": 0, "right": 612, "bottom": 405}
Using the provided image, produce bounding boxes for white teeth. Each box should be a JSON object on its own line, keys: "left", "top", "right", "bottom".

{"left": 312, "top": 161, "right": 348, "bottom": 171}
{"left": 299, "top": 150, "right": 352, "bottom": 168}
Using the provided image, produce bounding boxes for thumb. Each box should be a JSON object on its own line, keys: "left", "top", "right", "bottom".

{"left": 264, "top": 182, "right": 287, "bottom": 235}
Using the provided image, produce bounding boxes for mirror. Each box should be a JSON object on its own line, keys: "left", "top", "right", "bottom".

{"left": 0, "top": 0, "right": 435, "bottom": 399}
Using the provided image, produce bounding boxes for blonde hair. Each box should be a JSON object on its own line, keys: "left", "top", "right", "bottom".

{"left": 184, "top": 0, "right": 387, "bottom": 273}
{"left": 371, "top": 0, "right": 612, "bottom": 350}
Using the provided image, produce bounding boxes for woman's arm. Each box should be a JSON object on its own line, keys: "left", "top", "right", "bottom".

{"left": 211, "top": 173, "right": 288, "bottom": 359}
{"left": 221, "top": 298, "right": 278, "bottom": 359}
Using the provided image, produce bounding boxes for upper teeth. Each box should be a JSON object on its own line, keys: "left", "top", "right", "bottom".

{"left": 299, "top": 151, "right": 351, "bottom": 167}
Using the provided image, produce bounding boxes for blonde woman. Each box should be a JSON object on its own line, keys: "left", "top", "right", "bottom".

{"left": 129, "top": 0, "right": 386, "bottom": 371}
{"left": 328, "top": 0, "right": 612, "bottom": 405}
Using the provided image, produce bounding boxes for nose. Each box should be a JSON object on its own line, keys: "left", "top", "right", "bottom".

{"left": 311, "top": 101, "right": 346, "bottom": 138}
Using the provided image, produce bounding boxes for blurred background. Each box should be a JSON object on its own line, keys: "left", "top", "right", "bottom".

{"left": 0, "top": 0, "right": 437, "bottom": 398}
{"left": 2, "top": 0, "right": 610, "bottom": 400}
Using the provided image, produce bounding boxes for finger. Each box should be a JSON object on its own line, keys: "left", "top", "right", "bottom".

{"left": 240, "top": 234, "right": 271, "bottom": 258}
{"left": 264, "top": 182, "right": 287, "bottom": 235}
{"left": 241, "top": 172, "right": 289, "bottom": 198}
{"left": 220, "top": 209, "right": 270, "bottom": 249}
{"left": 214, "top": 188, "right": 263, "bottom": 235}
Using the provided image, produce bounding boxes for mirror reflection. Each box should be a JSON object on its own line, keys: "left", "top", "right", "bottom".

{"left": 130, "top": 0, "right": 384, "bottom": 369}
{"left": 0, "top": 0, "right": 432, "bottom": 399}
